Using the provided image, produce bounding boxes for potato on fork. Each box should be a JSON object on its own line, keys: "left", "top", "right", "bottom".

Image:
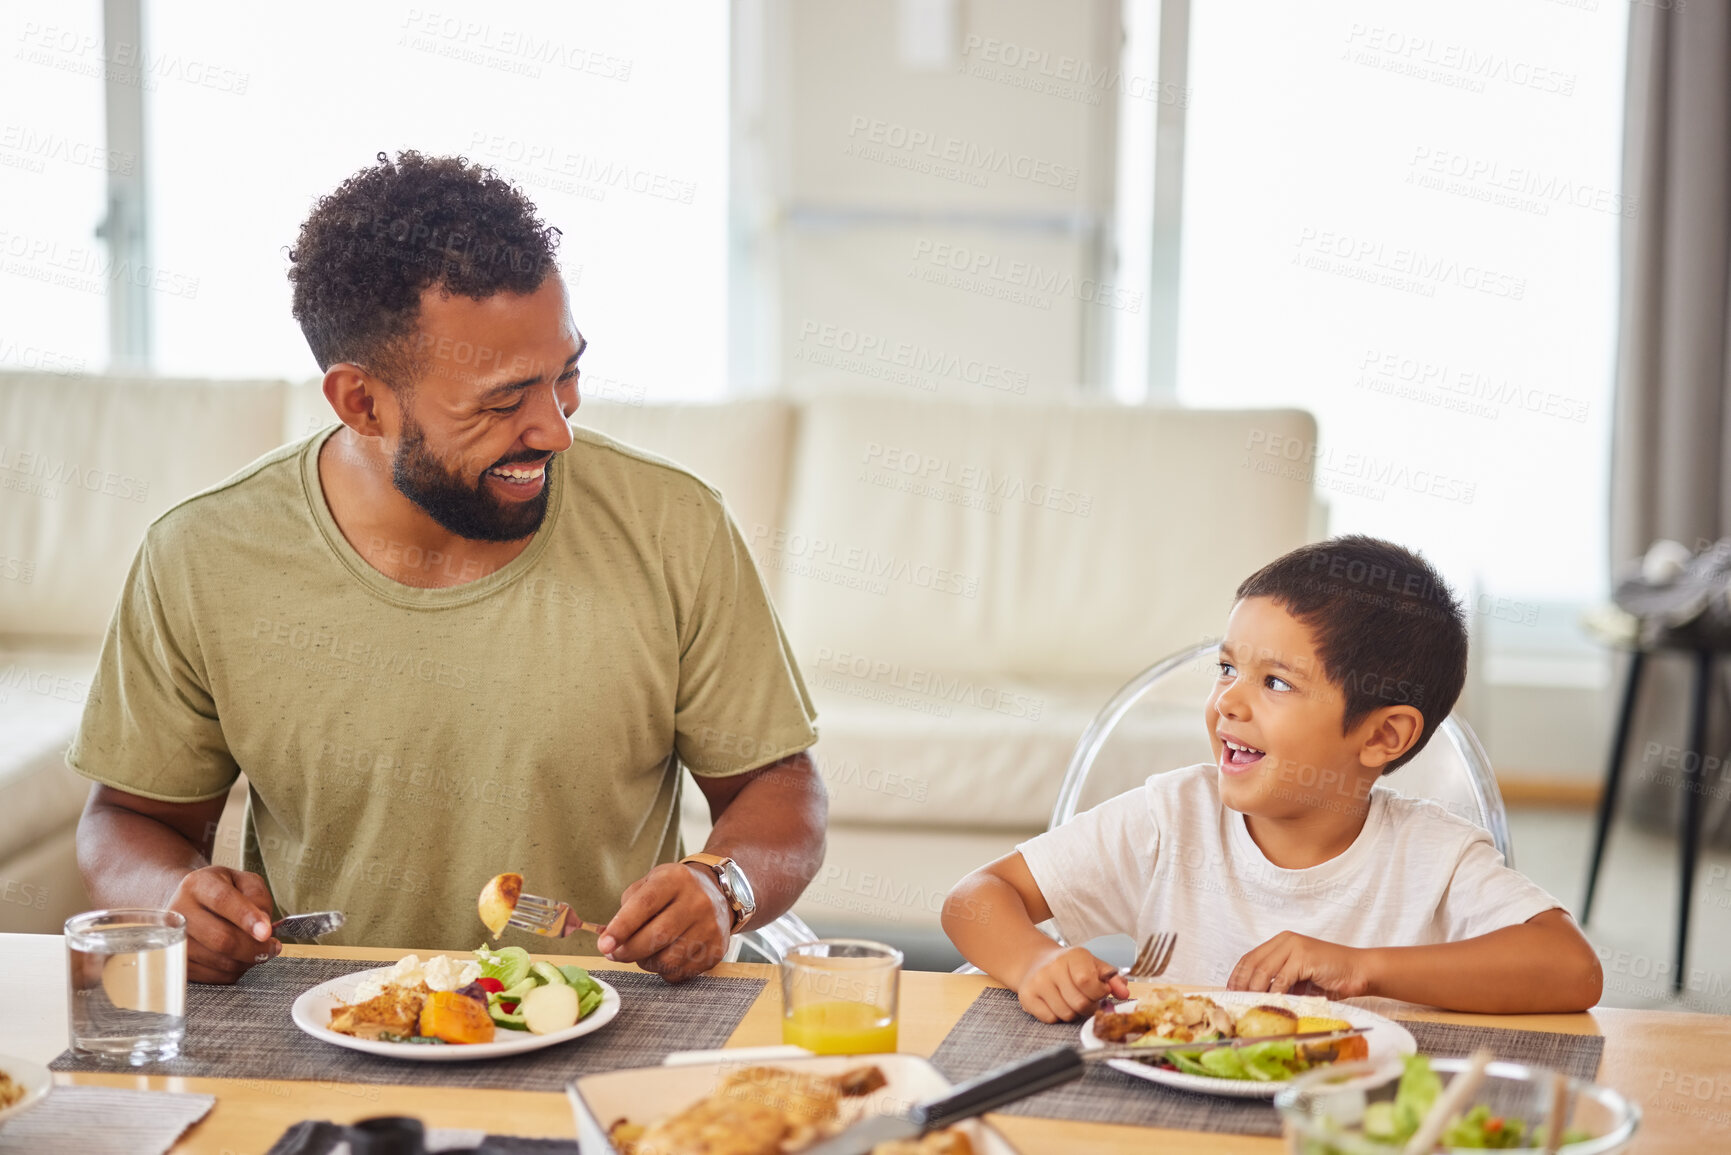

{"left": 478, "top": 872, "right": 608, "bottom": 940}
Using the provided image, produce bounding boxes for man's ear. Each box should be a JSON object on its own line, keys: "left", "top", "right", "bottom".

{"left": 1356, "top": 705, "right": 1424, "bottom": 773}
{"left": 323, "top": 364, "right": 394, "bottom": 438}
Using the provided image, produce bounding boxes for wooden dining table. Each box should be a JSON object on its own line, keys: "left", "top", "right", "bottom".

{"left": 2, "top": 932, "right": 1726, "bottom": 1153}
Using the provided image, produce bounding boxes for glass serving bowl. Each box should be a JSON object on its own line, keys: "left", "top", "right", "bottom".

{"left": 1274, "top": 1056, "right": 1640, "bottom": 1154}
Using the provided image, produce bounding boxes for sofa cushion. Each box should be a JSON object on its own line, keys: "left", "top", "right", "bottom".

{"left": 773, "top": 397, "right": 1317, "bottom": 682}
{"left": 573, "top": 398, "right": 797, "bottom": 593}
{"left": 0, "top": 645, "right": 98, "bottom": 865}
{"left": 808, "top": 668, "right": 1221, "bottom": 830}
{"left": 0, "top": 373, "right": 292, "bottom": 639}
{"left": 0, "top": 827, "right": 90, "bottom": 934}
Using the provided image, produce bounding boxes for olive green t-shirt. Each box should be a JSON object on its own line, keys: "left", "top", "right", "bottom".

{"left": 69, "top": 424, "right": 819, "bottom": 952}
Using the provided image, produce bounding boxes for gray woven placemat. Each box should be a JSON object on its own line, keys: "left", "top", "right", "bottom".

{"left": 928, "top": 988, "right": 1607, "bottom": 1136}
{"left": 49, "top": 956, "right": 766, "bottom": 1092}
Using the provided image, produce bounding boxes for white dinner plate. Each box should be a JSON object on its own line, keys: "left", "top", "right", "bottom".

{"left": 1078, "top": 991, "right": 1416, "bottom": 1099}
{"left": 291, "top": 965, "right": 621, "bottom": 1061}
{"left": 0, "top": 1053, "right": 51, "bottom": 1127}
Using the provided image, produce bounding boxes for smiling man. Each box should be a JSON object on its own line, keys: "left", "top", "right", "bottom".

{"left": 71, "top": 151, "right": 824, "bottom": 984}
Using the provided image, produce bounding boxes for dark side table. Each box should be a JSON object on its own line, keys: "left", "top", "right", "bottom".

{"left": 1581, "top": 641, "right": 1722, "bottom": 993}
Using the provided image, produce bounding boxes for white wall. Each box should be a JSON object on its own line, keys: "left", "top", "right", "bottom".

{"left": 737, "top": 0, "right": 1124, "bottom": 399}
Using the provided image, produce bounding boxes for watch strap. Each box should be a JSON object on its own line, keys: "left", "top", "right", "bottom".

{"left": 681, "top": 853, "right": 747, "bottom": 931}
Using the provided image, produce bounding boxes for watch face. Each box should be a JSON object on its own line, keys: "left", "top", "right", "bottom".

{"left": 722, "top": 859, "right": 756, "bottom": 915}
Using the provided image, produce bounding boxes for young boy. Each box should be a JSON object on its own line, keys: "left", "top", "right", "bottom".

{"left": 943, "top": 536, "right": 1603, "bottom": 1021}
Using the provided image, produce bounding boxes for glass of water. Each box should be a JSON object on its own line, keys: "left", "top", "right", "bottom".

{"left": 65, "top": 909, "right": 187, "bottom": 1064}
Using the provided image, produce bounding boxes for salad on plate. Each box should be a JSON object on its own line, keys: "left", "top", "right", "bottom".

{"left": 325, "top": 944, "right": 605, "bottom": 1046}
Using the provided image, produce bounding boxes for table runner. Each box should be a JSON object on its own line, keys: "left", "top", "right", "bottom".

{"left": 929, "top": 988, "right": 1607, "bottom": 1136}
{"left": 48, "top": 956, "right": 766, "bottom": 1092}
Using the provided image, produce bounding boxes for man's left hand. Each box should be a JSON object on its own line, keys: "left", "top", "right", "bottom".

{"left": 1227, "top": 932, "right": 1374, "bottom": 1000}
{"left": 598, "top": 862, "right": 731, "bottom": 983}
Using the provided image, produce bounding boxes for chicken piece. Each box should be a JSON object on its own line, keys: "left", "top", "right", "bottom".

{"left": 1093, "top": 987, "right": 1239, "bottom": 1044}
{"left": 1091, "top": 1009, "right": 1153, "bottom": 1043}
{"left": 328, "top": 981, "right": 430, "bottom": 1040}
{"left": 1201, "top": 1001, "right": 1237, "bottom": 1038}
{"left": 831, "top": 1065, "right": 889, "bottom": 1097}
{"left": 871, "top": 1130, "right": 975, "bottom": 1155}
{"left": 623, "top": 1065, "right": 887, "bottom": 1155}
{"left": 628, "top": 1095, "right": 797, "bottom": 1155}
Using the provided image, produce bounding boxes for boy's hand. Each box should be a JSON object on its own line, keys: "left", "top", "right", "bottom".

{"left": 1016, "top": 946, "right": 1130, "bottom": 1023}
{"left": 1228, "top": 932, "right": 1373, "bottom": 1000}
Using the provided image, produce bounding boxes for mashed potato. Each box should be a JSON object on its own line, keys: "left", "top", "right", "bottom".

{"left": 352, "top": 953, "right": 481, "bottom": 1002}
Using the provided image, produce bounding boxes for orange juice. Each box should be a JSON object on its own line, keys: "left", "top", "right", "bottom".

{"left": 782, "top": 999, "right": 898, "bottom": 1054}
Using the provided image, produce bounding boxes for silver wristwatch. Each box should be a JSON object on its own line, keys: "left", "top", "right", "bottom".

{"left": 680, "top": 852, "right": 757, "bottom": 932}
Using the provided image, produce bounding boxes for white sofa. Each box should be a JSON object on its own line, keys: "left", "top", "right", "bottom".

{"left": 0, "top": 372, "right": 1316, "bottom": 952}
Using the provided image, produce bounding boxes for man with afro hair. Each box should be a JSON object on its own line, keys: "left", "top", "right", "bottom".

{"left": 71, "top": 152, "right": 824, "bottom": 985}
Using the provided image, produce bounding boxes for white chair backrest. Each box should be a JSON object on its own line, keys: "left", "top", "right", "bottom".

{"left": 1051, "top": 641, "right": 1514, "bottom": 865}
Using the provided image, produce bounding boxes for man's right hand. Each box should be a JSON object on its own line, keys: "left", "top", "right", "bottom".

{"left": 168, "top": 865, "right": 280, "bottom": 984}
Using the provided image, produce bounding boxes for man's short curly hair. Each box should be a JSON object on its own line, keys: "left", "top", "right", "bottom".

{"left": 288, "top": 150, "right": 562, "bottom": 389}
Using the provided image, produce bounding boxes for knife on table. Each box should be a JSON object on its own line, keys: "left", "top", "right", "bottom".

{"left": 802, "top": 1028, "right": 1372, "bottom": 1155}
{"left": 1098, "top": 1025, "right": 1370, "bottom": 1057}
{"left": 271, "top": 910, "right": 346, "bottom": 940}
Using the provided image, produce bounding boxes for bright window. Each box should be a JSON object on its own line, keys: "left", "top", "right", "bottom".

{"left": 0, "top": 1, "right": 109, "bottom": 375}
{"left": 143, "top": 0, "right": 728, "bottom": 400}
{"left": 1171, "top": 0, "right": 1627, "bottom": 609}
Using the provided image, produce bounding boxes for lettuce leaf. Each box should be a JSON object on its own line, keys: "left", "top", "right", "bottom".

{"left": 474, "top": 943, "right": 532, "bottom": 990}
{"left": 1198, "top": 1047, "right": 1247, "bottom": 1079}
{"left": 559, "top": 964, "right": 606, "bottom": 1019}
{"left": 1237, "top": 1040, "right": 1301, "bottom": 1081}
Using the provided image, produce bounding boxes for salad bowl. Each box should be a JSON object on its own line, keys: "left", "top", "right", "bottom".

{"left": 1275, "top": 1055, "right": 1640, "bottom": 1153}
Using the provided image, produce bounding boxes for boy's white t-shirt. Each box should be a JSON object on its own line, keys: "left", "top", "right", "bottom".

{"left": 1017, "top": 765, "right": 1562, "bottom": 987}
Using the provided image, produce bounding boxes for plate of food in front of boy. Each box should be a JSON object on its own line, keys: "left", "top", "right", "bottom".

{"left": 1078, "top": 986, "right": 1416, "bottom": 1098}
{"left": 291, "top": 945, "right": 620, "bottom": 1061}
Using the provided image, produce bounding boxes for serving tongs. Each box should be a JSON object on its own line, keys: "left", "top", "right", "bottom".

{"left": 805, "top": 1029, "right": 1372, "bottom": 1155}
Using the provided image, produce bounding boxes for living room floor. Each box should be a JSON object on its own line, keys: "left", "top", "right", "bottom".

{"left": 1509, "top": 806, "right": 1731, "bottom": 1015}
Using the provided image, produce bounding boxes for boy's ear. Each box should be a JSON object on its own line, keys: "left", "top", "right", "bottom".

{"left": 1355, "top": 705, "right": 1425, "bottom": 772}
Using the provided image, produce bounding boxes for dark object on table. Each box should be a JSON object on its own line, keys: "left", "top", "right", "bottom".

{"left": 1584, "top": 538, "right": 1731, "bottom": 992}
{"left": 266, "top": 1116, "right": 578, "bottom": 1155}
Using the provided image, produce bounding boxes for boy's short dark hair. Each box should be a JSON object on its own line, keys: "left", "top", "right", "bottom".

{"left": 1235, "top": 535, "right": 1467, "bottom": 773}
{"left": 288, "top": 150, "right": 562, "bottom": 389}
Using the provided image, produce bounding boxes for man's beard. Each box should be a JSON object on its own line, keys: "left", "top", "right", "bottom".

{"left": 391, "top": 412, "right": 552, "bottom": 542}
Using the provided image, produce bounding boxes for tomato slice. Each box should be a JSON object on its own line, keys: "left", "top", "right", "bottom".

{"left": 500, "top": 1000, "right": 518, "bottom": 1013}
{"left": 476, "top": 976, "right": 505, "bottom": 993}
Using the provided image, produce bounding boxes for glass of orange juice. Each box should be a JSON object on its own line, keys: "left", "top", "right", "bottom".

{"left": 780, "top": 939, "right": 902, "bottom": 1055}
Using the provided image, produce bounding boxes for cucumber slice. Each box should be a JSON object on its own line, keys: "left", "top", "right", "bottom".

{"left": 489, "top": 1003, "right": 529, "bottom": 1029}
{"left": 530, "top": 961, "right": 569, "bottom": 988}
